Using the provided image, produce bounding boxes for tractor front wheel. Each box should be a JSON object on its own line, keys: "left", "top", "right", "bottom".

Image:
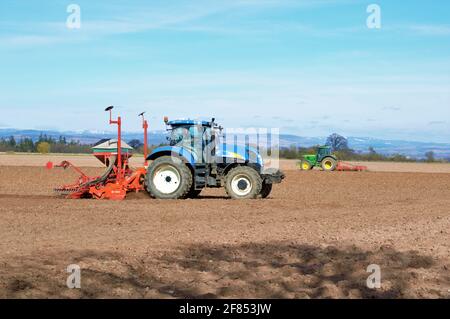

{"left": 146, "top": 156, "right": 193, "bottom": 199}
{"left": 300, "top": 160, "right": 312, "bottom": 171}
{"left": 321, "top": 157, "right": 337, "bottom": 172}
{"left": 225, "top": 166, "right": 262, "bottom": 199}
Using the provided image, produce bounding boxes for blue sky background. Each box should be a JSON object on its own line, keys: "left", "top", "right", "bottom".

{"left": 0, "top": 0, "right": 449, "bottom": 142}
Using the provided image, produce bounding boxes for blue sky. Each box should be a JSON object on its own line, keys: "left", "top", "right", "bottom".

{"left": 0, "top": 0, "right": 449, "bottom": 142}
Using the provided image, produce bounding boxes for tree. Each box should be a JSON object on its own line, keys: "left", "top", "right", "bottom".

{"left": 326, "top": 133, "right": 349, "bottom": 151}
{"left": 17, "top": 138, "right": 34, "bottom": 152}
{"left": 7, "top": 136, "right": 16, "bottom": 147}
{"left": 37, "top": 142, "right": 51, "bottom": 154}
{"left": 425, "top": 151, "right": 435, "bottom": 163}
{"left": 58, "top": 135, "right": 67, "bottom": 145}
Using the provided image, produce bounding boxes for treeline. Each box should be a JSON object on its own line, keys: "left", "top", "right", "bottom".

{"left": 0, "top": 135, "right": 165, "bottom": 154}
{"left": 280, "top": 132, "right": 446, "bottom": 163}
{"left": 1, "top": 132, "right": 447, "bottom": 163}
{"left": 0, "top": 134, "right": 91, "bottom": 154}
{"left": 278, "top": 145, "right": 429, "bottom": 162}
{"left": 127, "top": 139, "right": 167, "bottom": 155}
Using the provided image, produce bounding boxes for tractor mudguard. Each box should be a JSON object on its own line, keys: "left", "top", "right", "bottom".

{"left": 147, "top": 146, "right": 196, "bottom": 165}
{"left": 327, "top": 155, "right": 338, "bottom": 161}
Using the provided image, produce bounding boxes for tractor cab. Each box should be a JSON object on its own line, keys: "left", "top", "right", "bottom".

{"left": 166, "top": 120, "right": 213, "bottom": 148}
{"left": 164, "top": 119, "right": 216, "bottom": 163}
{"left": 317, "top": 146, "right": 332, "bottom": 162}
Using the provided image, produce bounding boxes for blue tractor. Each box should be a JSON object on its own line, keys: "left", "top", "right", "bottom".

{"left": 145, "top": 118, "right": 285, "bottom": 199}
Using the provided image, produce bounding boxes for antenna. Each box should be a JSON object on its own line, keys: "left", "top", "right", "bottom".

{"left": 139, "top": 111, "right": 149, "bottom": 166}
{"left": 104, "top": 106, "right": 123, "bottom": 180}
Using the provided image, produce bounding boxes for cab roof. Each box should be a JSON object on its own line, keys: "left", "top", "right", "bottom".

{"left": 167, "top": 119, "right": 212, "bottom": 127}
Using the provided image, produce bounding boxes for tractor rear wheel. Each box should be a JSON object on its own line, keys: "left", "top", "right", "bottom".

{"left": 321, "top": 157, "right": 337, "bottom": 172}
{"left": 146, "top": 156, "right": 193, "bottom": 199}
{"left": 259, "top": 181, "right": 273, "bottom": 199}
{"left": 225, "top": 166, "right": 262, "bottom": 199}
{"left": 300, "top": 160, "right": 312, "bottom": 171}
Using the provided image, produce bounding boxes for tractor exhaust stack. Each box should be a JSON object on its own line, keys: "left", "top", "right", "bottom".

{"left": 139, "top": 111, "right": 149, "bottom": 167}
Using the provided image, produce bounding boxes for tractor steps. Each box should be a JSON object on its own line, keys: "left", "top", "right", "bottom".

{"left": 194, "top": 164, "right": 207, "bottom": 189}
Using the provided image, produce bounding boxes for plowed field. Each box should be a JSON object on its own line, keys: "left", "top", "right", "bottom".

{"left": 0, "top": 154, "right": 449, "bottom": 298}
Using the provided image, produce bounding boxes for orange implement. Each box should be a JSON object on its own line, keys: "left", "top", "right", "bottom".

{"left": 336, "top": 161, "right": 368, "bottom": 172}
{"left": 48, "top": 106, "right": 150, "bottom": 201}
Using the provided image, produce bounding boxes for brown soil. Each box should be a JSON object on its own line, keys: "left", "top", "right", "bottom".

{"left": 3, "top": 153, "right": 450, "bottom": 173}
{"left": 0, "top": 161, "right": 449, "bottom": 298}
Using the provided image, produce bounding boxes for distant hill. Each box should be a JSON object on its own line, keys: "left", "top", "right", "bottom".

{"left": 0, "top": 128, "right": 168, "bottom": 147}
{"left": 1, "top": 128, "right": 449, "bottom": 159}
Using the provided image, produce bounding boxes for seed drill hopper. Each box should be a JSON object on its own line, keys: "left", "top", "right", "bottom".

{"left": 50, "top": 106, "right": 148, "bottom": 200}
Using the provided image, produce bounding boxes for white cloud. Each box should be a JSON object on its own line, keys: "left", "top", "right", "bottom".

{"left": 408, "top": 25, "right": 450, "bottom": 36}
{"left": 0, "top": 0, "right": 363, "bottom": 49}
{"left": 0, "top": 35, "right": 63, "bottom": 47}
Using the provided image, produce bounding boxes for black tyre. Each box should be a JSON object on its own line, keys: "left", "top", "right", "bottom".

{"left": 225, "top": 166, "right": 262, "bottom": 199}
{"left": 259, "top": 181, "right": 273, "bottom": 199}
{"left": 146, "top": 156, "right": 193, "bottom": 199}
{"left": 321, "top": 157, "right": 337, "bottom": 172}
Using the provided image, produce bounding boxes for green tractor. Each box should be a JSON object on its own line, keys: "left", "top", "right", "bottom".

{"left": 299, "top": 146, "right": 338, "bottom": 172}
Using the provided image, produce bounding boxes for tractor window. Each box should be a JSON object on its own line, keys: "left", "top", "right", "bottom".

{"left": 169, "top": 126, "right": 192, "bottom": 147}
{"left": 169, "top": 125, "right": 215, "bottom": 161}
{"left": 202, "top": 127, "right": 212, "bottom": 144}
{"left": 317, "top": 148, "right": 331, "bottom": 159}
